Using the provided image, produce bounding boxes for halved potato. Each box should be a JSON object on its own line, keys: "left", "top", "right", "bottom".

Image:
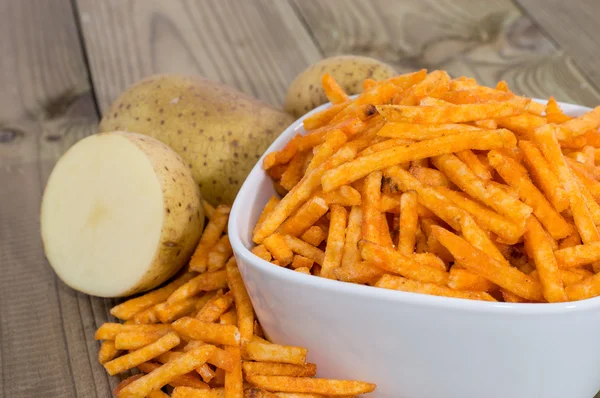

{"left": 41, "top": 132, "right": 203, "bottom": 297}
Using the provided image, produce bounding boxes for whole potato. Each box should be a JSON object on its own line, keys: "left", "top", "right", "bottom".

{"left": 284, "top": 55, "right": 397, "bottom": 118}
{"left": 99, "top": 75, "right": 293, "bottom": 205}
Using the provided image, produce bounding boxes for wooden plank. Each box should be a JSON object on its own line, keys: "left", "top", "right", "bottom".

{"left": 76, "top": 0, "right": 322, "bottom": 113}
{"left": 0, "top": 1, "right": 116, "bottom": 397}
{"left": 515, "top": 0, "right": 600, "bottom": 90}
{"left": 291, "top": 0, "right": 600, "bottom": 107}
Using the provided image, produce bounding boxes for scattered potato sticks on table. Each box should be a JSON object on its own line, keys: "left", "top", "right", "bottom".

{"left": 96, "top": 205, "right": 374, "bottom": 397}
{"left": 252, "top": 69, "right": 600, "bottom": 304}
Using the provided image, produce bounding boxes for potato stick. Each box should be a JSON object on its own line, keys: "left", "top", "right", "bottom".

{"left": 242, "top": 362, "right": 317, "bottom": 378}
{"left": 190, "top": 205, "right": 231, "bottom": 272}
{"left": 321, "top": 205, "right": 348, "bottom": 279}
{"left": 251, "top": 245, "right": 272, "bottom": 262}
{"left": 560, "top": 268, "right": 594, "bottom": 286}
{"left": 432, "top": 226, "right": 543, "bottom": 301}
{"left": 300, "top": 226, "right": 327, "bottom": 247}
{"left": 295, "top": 267, "right": 311, "bottom": 274}
{"left": 207, "top": 235, "right": 233, "bottom": 272}
{"left": 130, "top": 307, "right": 161, "bottom": 324}
{"left": 565, "top": 272, "right": 600, "bottom": 301}
{"left": 279, "top": 197, "right": 329, "bottom": 237}
{"left": 225, "top": 345, "right": 243, "bottom": 398}
{"left": 359, "top": 241, "right": 448, "bottom": 284}
{"left": 383, "top": 69, "right": 427, "bottom": 90}
{"left": 572, "top": 174, "right": 600, "bottom": 225}
{"left": 555, "top": 242, "right": 600, "bottom": 268}
{"left": 196, "top": 293, "right": 234, "bottom": 322}
{"left": 375, "top": 274, "right": 496, "bottom": 301}
{"left": 524, "top": 216, "right": 567, "bottom": 302}
{"left": 449, "top": 77, "right": 478, "bottom": 91}
{"left": 456, "top": 150, "right": 492, "bottom": 180}
{"left": 220, "top": 309, "right": 238, "bottom": 326}
{"left": 148, "top": 390, "right": 170, "bottom": 398}
{"left": 420, "top": 219, "right": 453, "bottom": 264}
{"left": 395, "top": 70, "right": 450, "bottom": 105}
{"left": 280, "top": 152, "right": 307, "bottom": 191}
{"left": 319, "top": 185, "right": 361, "bottom": 206}
{"left": 226, "top": 257, "right": 254, "bottom": 344}
{"left": 410, "top": 166, "right": 453, "bottom": 188}
{"left": 376, "top": 122, "right": 478, "bottom": 140}
{"left": 559, "top": 105, "right": 600, "bottom": 139}
{"left": 306, "top": 130, "right": 348, "bottom": 174}
{"left": 448, "top": 266, "right": 496, "bottom": 292}
{"left": 567, "top": 158, "right": 600, "bottom": 202}
{"left": 534, "top": 124, "right": 600, "bottom": 243}
{"left": 149, "top": 355, "right": 214, "bottom": 386}
{"left": 110, "top": 272, "right": 196, "bottom": 320}
{"left": 254, "top": 146, "right": 356, "bottom": 243}
{"left": 518, "top": 140, "right": 569, "bottom": 212}
{"left": 168, "top": 270, "right": 228, "bottom": 304}
{"left": 303, "top": 101, "right": 350, "bottom": 131}
{"left": 358, "top": 138, "right": 413, "bottom": 157}
{"left": 254, "top": 197, "right": 281, "bottom": 236}
{"left": 95, "top": 323, "right": 172, "bottom": 340}
{"left": 583, "top": 145, "right": 596, "bottom": 170}
{"left": 436, "top": 187, "right": 522, "bottom": 244}
{"left": 332, "top": 84, "right": 397, "bottom": 123}
{"left": 283, "top": 235, "right": 325, "bottom": 265}
{"left": 321, "top": 129, "right": 516, "bottom": 192}
{"left": 474, "top": 119, "right": 498, "bottom": 129}
{"left": 321, "top": 73, "right": 349, "bottom": 104}
{"left": 334, "top": 260, "right": 384, "bottom": 284}
{"left": 118, "top": 346, "right": 216, "bottom": 398}
{"left": 298, "top": 118, "right": 366, "bottom": 152}
{"left": 203, "top": 347, "right": 237, "bottom": 372}
{"left": 440, "top": 89, "right": 513, "bottom": 104}
{"left": 432, "top": 154, "right": 532, "bottom": 225}
{"left": 98, "top": 340, "right": 121, "bottom": 364}
{"left": 262, "top": 233, "right": 294, "bottom": 266}
{"left": 104, "top": 332, "right": 180, "bottom": 375}
{"left": 263, "top": 135, "right": 302, "bottom": 170}
{"left": 362, "top": 172, "right": 383, "bottom": 244}
{"left": 380, "top": 194, "right": 402, "bottom": 213}
{"left": 384, "top": 167, "right": 464, "bottom": 231}
{"left": 114, "top": 330, "right": 169, "bottom": 350}
{"left": 155, "top": 296, "right": 201, "bottom": 324}
{"left": 244, "top": 389, "right": 282, "bottom": 398}
{"left": 496, "top": 113, "right": 546, "bottom": 140}
{"left": 247, "top": 375, "right": 376, "bottom": 396}
{"left": 291, "top": 255, "right": 314, "bottom": 270}
{"left": 398, "top": 191, "right": 418, "bottom": 254}
{"left": 343, "top": 118, "right": 386, "bottom": 153}
{"left": 173, "top": 387, "right": 224, "bottom": 398}
{"left": 377, "top": 97, "right": 528, "bottom": 124}
{"left": 113, "top": 374, "right": 145, "bottom": 396}
{"left": 340, "top": 206, "right": 362, "bottom": 269}
{"left": 488, "top": 150, "right": 573, "bottom": 240}
{"left": 411, "top": 252, "right": 447, "bottom": 271}
{"left": 172, "top": 317, "right": 240, "bottom": 346}
{"left": 500, "top": 289, "right": 531, "bottom": 303}
{"left": 243, "top": 341, "right": 307, "bottom": 365}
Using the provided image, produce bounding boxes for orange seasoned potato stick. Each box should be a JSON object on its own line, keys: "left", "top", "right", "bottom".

{"left": 137, "top": 362, "right": 209, "bottom": 390}
{"left": 375, "top": 274, "right": 495, "bottom": 301}
{"left": 251, "top": 245, "right": 272, "bottom": 262}
{"left": 410, "top": 166, "right": 453, "bottom": 188}
{"left": 279, "top": 196, "right": 329, "bottom": 237}
{"left": 245, "top": 375, "right": 376, "bottom": 395}
{"left": 524, "top": 216, "right": 567, "bottom": 302}
{"left": 243, "top": 341, "right": 308, "bottom": 365}
{"left": 448, "top": 266, "right": 496, "bottom": 292}
{"left": 98, "top": 341, "right": 121, "bottom": 364}
{"left": 283, "top": 235, "right": 325, "bottom": 265}
{"left": 190, "top": 205, "right": 231, "bottom": 272}
{"left": 398, "top": 191, "right": 418, "bottom": 254}
{"left": 110, "top": 272, "right": 196, "bottom": 320}
{"left": 242, "top": 362, "right": 317, "bottom": 377}
{"left": 226, "top": 257, "right": 255, "bottom": 344}
{"left": 319, "top": 185, "right": 362, "bottom": 206}
{"left": 172, "top": 317, "right": 240, "bottom": 346}
{"left": 555, "top": 242, "right": 600, "bottom": 268}
{"left": 225, "top": 345, "right": 243, "bottom": 398}
{"left": 359, "top": 241, "right": 448, "bottom": 285}
{"left": 104, "top": 332, "right": 180, "bottom": 375}
{"left": 95, "top": 323, "right": 171, "bottom": 340}
{"left": 168, "top": 270, "right": 228, "bottom": 304}
{"left": 196, "top": 292, "right": 234, "bottom": 323}
{"left": 117, "top": 345, "right": 216, "bottom": 398}
{"left": 340, "top": 206, "right": 363, "bottom": 269}
{"left": 321, "top": 128, "right": 516, "bottom": 192}
{"left": 432, "top": 226, "right": 543, "bottom": 301}
{"left": 565, "top": 273, "right": 600, "bottom": 301}
{"left": 262, "top": 233, "right": 294, "bottom": 266}
{"left": 320, "top": 205, "right": 347, "bottom": 279}
{"left": 456, "top": 149, "right": 492, "bottom": 180}
{"left": 321, "top": 73, "right": 350, "bottom": 104}
{"left": 207, "top": 235, "right": 233, "bottom": 272}
{"left": 300, "top": 226, "right": 327, "bottom": 247}
{"left": 377, "top": 122, "right": 478, "bottom": 140}
{"left": 362, "top": 171, "right": 383, "bottom": 244}
{"left": 114, "top": 330, "right": 169, "bottom": 350}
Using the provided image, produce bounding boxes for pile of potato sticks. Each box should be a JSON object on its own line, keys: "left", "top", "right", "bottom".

{"left": 96, "top": 203, "right": 375, "bottom": 398}
{"left": 254, "top": 69, "right": 600, "bottom": 304}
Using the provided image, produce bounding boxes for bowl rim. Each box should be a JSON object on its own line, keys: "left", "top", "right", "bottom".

{"left": 230, "top": 96, "right": 600, "bottom": 315}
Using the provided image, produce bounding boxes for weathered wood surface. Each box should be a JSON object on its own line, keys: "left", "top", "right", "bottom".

{"left": 1, "top": 0, "right": 600, "bottom": 396}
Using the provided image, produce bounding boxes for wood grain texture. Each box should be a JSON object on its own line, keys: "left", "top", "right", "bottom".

{"left": 75, "top": 0, "right": 322, "bottom": 113}
{"left": 515, "top": 0, "right": 600, "bottom": 90}
{"left": 0, "top": 1, "right": 115, "bottom": 397}
{"left": 292, "top": 0, "right": 600, "bottom": 107}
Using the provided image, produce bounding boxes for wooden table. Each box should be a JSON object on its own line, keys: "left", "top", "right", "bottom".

{"left": 1, "top": 1, "right": 599, "bottom": 396}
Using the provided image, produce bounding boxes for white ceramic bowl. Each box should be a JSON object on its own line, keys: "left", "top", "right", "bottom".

{"left": 229, "top": 99, "right": 600, "bottom": 398}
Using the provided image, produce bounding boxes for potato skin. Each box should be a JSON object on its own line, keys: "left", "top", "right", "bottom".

{"left": 115, "top": 132, "right": 204, "bottom": 296}
{"left": 284, "top": 55, "right": 397, "bottom": 118}
{"left": 99, "top": 75, "right": 293, "bottom": 205}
